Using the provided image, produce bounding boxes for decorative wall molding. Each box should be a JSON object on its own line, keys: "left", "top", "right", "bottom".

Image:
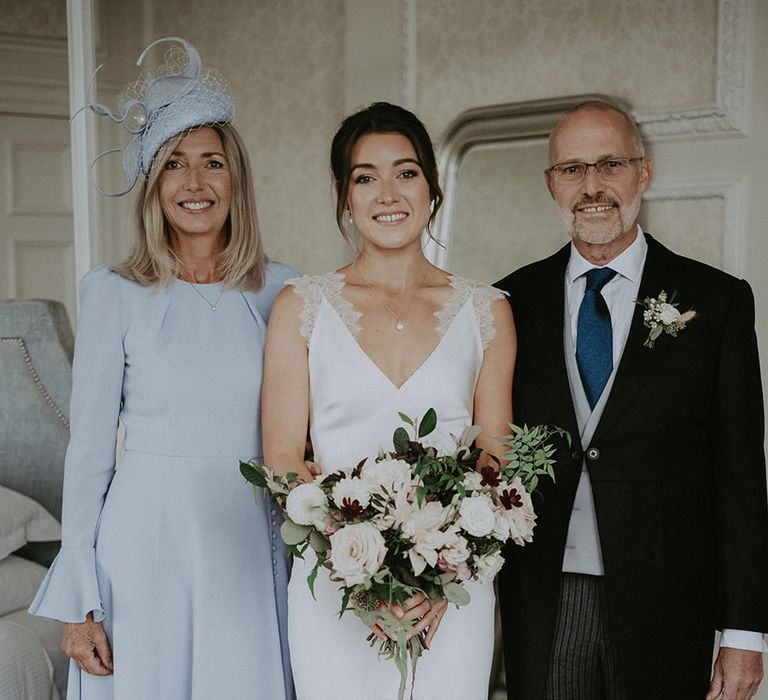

{"left": 643, "top": 178, "right": 747, "bottom": 276}
{"left": 0, "top": 35, "right": 67, "bottom": 54}
{"left": 0, "top": 33, "right": 124, "bottom": 118}
{"left": 431, "top": 94, "right": 604, "bottom": 269}
{"left": 0, "top": 35, "right": 68, "bottom": 117}
{"left": 633, "top": 0, "right": 751, "bottom": 139}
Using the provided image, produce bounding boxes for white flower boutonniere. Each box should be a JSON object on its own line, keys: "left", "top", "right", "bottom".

{"left": 636, "top": 290, "right": 698, "bottom": 348}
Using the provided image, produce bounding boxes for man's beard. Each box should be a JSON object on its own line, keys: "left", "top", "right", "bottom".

{"left": 559, "top": 192, "right": 642, "bottom": 245}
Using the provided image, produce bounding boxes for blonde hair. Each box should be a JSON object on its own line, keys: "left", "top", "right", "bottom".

{"left": 114, "top": 123, "right": 267, "bottom": 290}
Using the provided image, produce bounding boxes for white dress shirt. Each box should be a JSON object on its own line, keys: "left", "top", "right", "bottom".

{"left": 565, "top": 226, "right": 765, "bottom": 653}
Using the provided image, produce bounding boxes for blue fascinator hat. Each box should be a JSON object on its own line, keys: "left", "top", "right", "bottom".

{"left": 84, "top": 36, "right": 235, "bottom": 196}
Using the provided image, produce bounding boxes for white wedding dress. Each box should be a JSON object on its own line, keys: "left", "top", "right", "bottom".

{"left": 286, "top": 272, "right": 504, "bottom": 700}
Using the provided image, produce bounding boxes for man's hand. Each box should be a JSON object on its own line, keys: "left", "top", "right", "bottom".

{"left": 706, "top": 647, "right": 763, "bottom": 700}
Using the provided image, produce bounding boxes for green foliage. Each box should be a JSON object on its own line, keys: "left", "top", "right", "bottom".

{"left": 443, "top": 581, "right": 471, "bottom": 607}
{"left": 417, "top": 408, "right": 437, "bottom": 438}
{"left": 309, "top": 530, "right": 330, "bottom": 553}
{"left": 239, "top": 460, "right": 268, "bottom": 487}
{"left": 501, "top": 423, "right": 570, "bottom": 491}
{"left": 397, "top": 412, "right": 414, "bottom": 426}
{"left": 307, "top": 552, "right": 326, "bottom": 600}
{"left": 393, "top": 427, "right": 410, "bottom": 455}
{"left": 280, "top": 520, "right": 312, "bottom": 545}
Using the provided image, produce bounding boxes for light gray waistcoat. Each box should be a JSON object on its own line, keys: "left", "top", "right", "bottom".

{"left": 561, "top": 312, "right": 622, "bottom": 575}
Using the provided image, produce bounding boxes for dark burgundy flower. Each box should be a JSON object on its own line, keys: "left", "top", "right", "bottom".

{"left": 339, "top": 497, "right": 364, "bottom": 519}
{"left": 500, "top": 488, "right": 523, "bottom": 510}
{"left": 480, "top": 466, "right": 501, "bottom": 488}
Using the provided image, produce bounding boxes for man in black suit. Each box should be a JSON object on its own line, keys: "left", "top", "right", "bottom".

{"left": 496, "top": 100, "right": 768, "bottom": 699}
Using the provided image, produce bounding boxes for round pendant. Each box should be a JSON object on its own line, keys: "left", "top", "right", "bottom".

{"left": 395, "top": 320, "right": 405, "bottom": 332}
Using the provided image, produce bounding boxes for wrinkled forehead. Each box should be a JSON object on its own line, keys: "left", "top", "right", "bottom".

{"left": 548, "top": 108, "right": 637, "bottom": 164}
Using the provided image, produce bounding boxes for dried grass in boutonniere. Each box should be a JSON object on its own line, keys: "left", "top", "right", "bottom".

{"left": 636, "top": 290, "right": 697, "bottom": 348}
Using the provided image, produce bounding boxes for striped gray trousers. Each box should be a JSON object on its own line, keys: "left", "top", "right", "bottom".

{"left": 546, "top": 573, "right": 627, "bottom": 700}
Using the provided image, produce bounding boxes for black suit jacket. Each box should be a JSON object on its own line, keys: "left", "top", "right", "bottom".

{"left": 495, "top": 234, "right": 768, "bottom": 699}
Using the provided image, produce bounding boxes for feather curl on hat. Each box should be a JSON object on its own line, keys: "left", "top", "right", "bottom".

{"left": 83, "top": 36, "right": 235, "bottom": 196}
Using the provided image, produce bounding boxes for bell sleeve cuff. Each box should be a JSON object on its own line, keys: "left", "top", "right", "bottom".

{"left": 28, "top": 547, "right": 105, "bottom": 623}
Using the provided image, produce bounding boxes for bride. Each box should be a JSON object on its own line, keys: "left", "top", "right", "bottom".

{"left": 262, "top": 102, "right": 516, "bottom": 699}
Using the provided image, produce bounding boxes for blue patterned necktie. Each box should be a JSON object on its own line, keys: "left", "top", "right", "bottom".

{"left": 576, "top": 267, "right": 617, "bottom": 408}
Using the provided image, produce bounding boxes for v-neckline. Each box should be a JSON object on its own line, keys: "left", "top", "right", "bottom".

{"left": 322, "top": 273, "right": 472, "bottom": 391}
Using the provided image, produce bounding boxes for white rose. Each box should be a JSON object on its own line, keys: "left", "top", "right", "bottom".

{"left": 285, "top": 483, "right": 328, "bottom": 529}
{"left": 474, "top": 549, "right": 505, "bottom": 584}
{"left": 492, "top": 510, "right": 511, "bottom": 541}
{"left": 331, "top": 478, "right": 372, "bottom": 510}
{"left": 658, "top": 303, "right": 681, "bottom": 325}
{"left": 363, "top": 458, "right": 412, "bottom": 494}
{"left": 458, "top": 494, "right": 497, "bottom": 537}
{"left": 329, "top": 522, "right": 387, "bottom": 586}
{"left": 462, "top": 471, "right": 483, "bottom": 492}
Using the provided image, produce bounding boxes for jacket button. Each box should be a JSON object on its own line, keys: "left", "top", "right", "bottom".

{"left": 586, "top": 447, "right": 600, "bottom": 461}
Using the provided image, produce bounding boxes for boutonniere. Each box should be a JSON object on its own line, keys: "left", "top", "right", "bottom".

{"left": 636, "top": 290, "right": 697, "bottom": 349}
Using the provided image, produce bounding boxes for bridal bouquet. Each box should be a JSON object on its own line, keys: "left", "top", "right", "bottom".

{"left": 240, "top": 410, "right": 567, "bottom": 699}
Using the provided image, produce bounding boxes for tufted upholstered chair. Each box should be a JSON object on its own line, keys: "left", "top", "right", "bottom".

{"left": 0, "top": 300, "right": 73, "bottom": 565}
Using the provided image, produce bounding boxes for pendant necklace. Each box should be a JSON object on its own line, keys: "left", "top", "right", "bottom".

{"left": 354, "top": 260, "right": 406, "bottom": 332}
{"left": 181, "top": 260, "right": 224, "bottom": 311}
{"left": 187, "top": 281, "right": 224, "bottom": 311}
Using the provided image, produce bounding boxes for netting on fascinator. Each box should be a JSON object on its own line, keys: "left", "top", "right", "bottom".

{"left": 83, "top": 36, "right": 235, "bottom": 196}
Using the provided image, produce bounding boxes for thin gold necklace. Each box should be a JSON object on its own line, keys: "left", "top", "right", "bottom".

{"left": 353, "top": 260, "right": 406, "bottom": 332}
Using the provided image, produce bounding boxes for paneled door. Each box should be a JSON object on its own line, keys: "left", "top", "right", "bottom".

{"left": 0, "top": 114, "right": 75, "bottom": 324}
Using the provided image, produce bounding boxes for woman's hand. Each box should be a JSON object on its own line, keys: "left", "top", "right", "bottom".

{"left": 371, "top": 593, "right": 449, "bottom": 647}
{"left": 62, "top": 611, "right": 113, "bottom": 676}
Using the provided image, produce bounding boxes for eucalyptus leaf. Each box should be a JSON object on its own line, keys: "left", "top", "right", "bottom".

{"left": 418, "top": 408, "right": 437, "bottom": 438}
{"left": 443, "top": 581, "right": 471, "bottom": 607}
{"left": 309, "top": 530, "right": 330, "bottom": 553}
{"left": 281, "top": 520, "right": 312, "bottom": 545}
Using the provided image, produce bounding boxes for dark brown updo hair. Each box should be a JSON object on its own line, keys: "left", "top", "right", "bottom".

{"left": 330, "top": 102, "right": 443, "bottom": 241}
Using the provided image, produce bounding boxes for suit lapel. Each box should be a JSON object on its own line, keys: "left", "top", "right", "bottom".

{"left": 530, "top": 245, "right": 580, "bottom": 436}
{"left": 592, "top": 234, "right": 677, "bottom": 441}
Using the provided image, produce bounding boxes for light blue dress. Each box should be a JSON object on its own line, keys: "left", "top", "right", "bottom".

{"left": 30, "top": 263, "right": 295, "bottom": 699}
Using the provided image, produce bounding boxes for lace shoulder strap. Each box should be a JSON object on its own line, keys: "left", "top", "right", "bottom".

{"left": 434, "top": 275, "right": 474, "bottom": 338}
{"left": 471, "top": 281, "right": 508, "bottom": 349}
{"left": 286, "top": 272, "right": 361, "bottom": 343}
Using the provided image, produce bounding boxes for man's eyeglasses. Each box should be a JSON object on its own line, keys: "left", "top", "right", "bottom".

{"left": 547, "top": 157, "right": 644, "bottom": 183}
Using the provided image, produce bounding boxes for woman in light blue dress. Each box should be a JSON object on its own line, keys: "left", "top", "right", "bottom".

{"left": 30, "top": 38, "right": 294, "bottom": 699}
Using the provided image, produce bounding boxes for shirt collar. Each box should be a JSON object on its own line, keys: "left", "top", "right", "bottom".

{"left": 566, "top": 224, "right": 647, "bottom": 284}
